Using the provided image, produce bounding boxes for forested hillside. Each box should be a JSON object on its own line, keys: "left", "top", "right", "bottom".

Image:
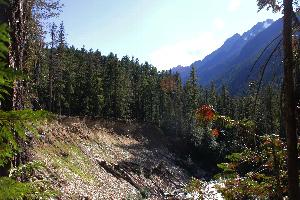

{"left": 0, "top": 0, "right": 299, "bottom": 199}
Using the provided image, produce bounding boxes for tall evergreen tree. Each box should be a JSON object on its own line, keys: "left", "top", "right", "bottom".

{"left": 54, "top": 21, "right": 66, "bottom": 115}
{"left": 48, "top": 23, "right": 57, "bottom": 112}
{"left": 183, "top": 66, "right": 199, "bottom": 133}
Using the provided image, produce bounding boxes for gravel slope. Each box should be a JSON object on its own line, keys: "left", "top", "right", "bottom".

{"left": 30, "top": 118, "right": 191, "bottom": 199}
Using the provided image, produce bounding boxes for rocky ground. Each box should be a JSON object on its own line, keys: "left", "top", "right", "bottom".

{"left": 29, "top": 117, "right": 196, "bottom": 199}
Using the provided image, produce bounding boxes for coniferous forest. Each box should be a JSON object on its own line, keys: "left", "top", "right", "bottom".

{"left": 0, "top": 0, "right": 300, "bottom": 199}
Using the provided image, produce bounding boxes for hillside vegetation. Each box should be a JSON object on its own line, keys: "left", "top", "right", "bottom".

{"left": 0, "top": 0, "right": 299, "bottom": 199}
{"left": 29, "top": 118, "right": 194, "bottom": 199}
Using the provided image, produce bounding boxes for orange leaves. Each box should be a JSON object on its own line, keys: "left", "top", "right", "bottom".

{"left": 195, "top": 105, "right": 220, "bottom": 137}
{"left": 211, "top": 129, "right": 220, "bottom": 137}
{"left": 262, "top": 135, "right": 285, "bottom": 149}
{"left": 195, "top": 104, "right": 216, "bottom": 124}
{"left": 160, "top": 76, "right": 177, "bottom": 92}
{"left": 263, "top": 139, "right": 272, "bottom": 145}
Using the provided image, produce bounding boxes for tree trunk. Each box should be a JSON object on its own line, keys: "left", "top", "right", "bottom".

{"left": 283, "top": 0, "right": 299, "bottom": 199}
{"left": 296, "top": 37, "right": 300, "bottom": 139}
{"left": 48, "top": 26, "right": 55, "bottom": 112}
{"left": 9, "top": 0, "right": 24, "bottom": 110}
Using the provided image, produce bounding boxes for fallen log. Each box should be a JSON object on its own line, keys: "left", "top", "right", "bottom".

{"left": 96, "top": 159, "right": 141, "bottom": 190}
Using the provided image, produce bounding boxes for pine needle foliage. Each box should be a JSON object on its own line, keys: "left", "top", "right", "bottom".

{"left": 0, "top": 109, "right": 52, "bottom": 166}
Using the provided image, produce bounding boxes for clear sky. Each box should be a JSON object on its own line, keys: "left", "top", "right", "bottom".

{"left": 55, "top": 0, "right": 283, "bottom": 70}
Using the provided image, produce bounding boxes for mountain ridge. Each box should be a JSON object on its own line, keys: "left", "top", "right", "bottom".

{"left": 171, "top": 18, "right": 282, "bottom": 94}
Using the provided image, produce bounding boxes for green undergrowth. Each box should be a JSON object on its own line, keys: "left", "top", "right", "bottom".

{"left": 37, "top": 141, "right": 96, "bottom": 183}
{"left": 0, "top": 177, "right": 38, "bottom": 200}
{"left": 0, "top": 161, "right": 58, "bottom": 200}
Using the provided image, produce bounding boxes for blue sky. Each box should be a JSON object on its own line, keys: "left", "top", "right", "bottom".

{"left": 55, "top": 0, "right": 282, "bottom": 70}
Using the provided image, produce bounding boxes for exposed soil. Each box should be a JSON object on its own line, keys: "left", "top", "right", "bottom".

{"left": 29, "top": 117, "right": 195, "bottom": 199}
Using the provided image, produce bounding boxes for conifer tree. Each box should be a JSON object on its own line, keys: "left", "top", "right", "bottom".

{"left": 208, "top": 81, "right": 217, "bottom": 108}
{"left": 48, "top": 23, "right": 57, "bottom": 112}
{"left": 53, "top": 21, "right": 66, "bottom": 115}
{"left": 116, "top": 56, "right": 133, "bottom": 119}
{"left": 183, "top": 66, "right": 199, "bottom": 133}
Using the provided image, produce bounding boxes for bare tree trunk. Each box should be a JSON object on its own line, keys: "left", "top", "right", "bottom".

{"left": 49, "top": 46, "right": 53, "bottom": 112}
{"left": 7, "top": 0, "right": 33, "bottom": 169}
{"left": 48, "top": 25, "right": 56, "bottom": 112}
{"left": 8, "top": 0, "right": 29, "bottom": 110}
{"left": 283, "top": 0, "right": 299, "bottom": 199}
{"left": 0, "top": 0, "right": 25, "bottom": 175}
{"left": 296, "top": 37, "right": 300, "bottom": 139}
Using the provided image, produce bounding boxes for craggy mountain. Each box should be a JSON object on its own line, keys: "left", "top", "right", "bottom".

{"left": 172, "top": 18, "right": 283, "bottom": 94}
